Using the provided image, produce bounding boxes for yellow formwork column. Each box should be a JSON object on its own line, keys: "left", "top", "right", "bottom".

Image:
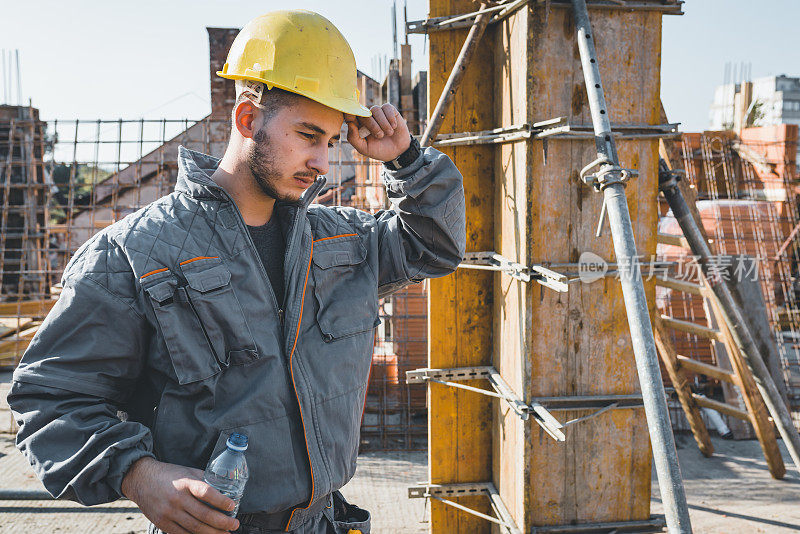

{"left": 428, "top": 1, "right": 496, "bottom": 533}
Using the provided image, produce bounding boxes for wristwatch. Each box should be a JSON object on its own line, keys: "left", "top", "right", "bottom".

{"left": 384, "top": 136, "right": 422, "bottom": 171}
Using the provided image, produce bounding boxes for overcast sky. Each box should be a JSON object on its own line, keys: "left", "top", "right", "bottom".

{"left": 1, "top": 1, "right": 797, "bottom": 133}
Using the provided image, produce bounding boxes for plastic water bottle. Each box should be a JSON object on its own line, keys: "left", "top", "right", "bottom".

{"left": 203, "top": 433, "right": 249, "bottom": 517}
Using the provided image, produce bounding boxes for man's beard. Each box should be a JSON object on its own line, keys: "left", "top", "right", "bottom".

{"left": 247, "top": 127, "right": 312, "bottom": 203}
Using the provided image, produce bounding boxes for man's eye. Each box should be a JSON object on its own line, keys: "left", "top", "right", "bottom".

{"left": 300, "top": 132, "right": 314, "bottom": 140}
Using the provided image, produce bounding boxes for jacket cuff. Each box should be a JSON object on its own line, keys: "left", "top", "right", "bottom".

{"left": 106, "top": 435, "right": 156, "bottom": 499}
{"left": 381, "top": 147, "right": 444, "bottom": 197}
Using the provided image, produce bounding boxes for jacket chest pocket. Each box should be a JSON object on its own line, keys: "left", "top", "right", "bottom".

{"left": 143, "top": 259, "right": 258, "bottom": 384}
{"left": 311, "top": 235, "right": 378, "bottom": 341}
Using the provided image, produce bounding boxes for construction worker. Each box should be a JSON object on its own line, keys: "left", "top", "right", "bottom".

{"left": 7, "top": 10, "right": 465, "bottom": 534}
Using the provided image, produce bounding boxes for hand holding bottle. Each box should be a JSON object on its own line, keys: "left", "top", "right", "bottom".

{"left": 122, "top": 456, "right": 240, "bottom": 534}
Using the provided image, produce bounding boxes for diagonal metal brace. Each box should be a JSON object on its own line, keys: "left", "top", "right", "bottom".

{"left": 406, "top": 366, "right": 566, "bottom": 441}
{"left": 460, "top": 251, "right": 569, "bottom": 292}
{"left": 408, "top": 482, "right": 522, "bottom": 534}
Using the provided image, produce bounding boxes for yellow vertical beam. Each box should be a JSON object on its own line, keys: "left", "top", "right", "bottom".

{"left": 428, "top": 1, "right": 495, "bottom": 533}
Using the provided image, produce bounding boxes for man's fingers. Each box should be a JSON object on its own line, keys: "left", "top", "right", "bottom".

{"left": 371, "top": 106, "right": 394, "bottom": 136}
{"left": 346, "top": 121, "right": 368, "bottom": 148}
{"left": 174, "top": 510, "right": 233, "bottom": 534}
{"left": 359, "top": 114, "right": 384, "bottom": 138}
{"left": 185, "top": 494, "right": 240, "bottom": 532}
{"left": 186, "top": 479, "right": 235, "bottom": 513}
{"left": 382, "top": 103, "right": 399, "bottom": 129}
{"left": 160, "top": 520, "right": 193, "bottom": 534}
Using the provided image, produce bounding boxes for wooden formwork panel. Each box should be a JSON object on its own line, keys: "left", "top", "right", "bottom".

{"left": 427, "top": 2, "right": 665, "bottom": 532}
{"left": 494, "top": 4, "right": 658, "bottom": 530}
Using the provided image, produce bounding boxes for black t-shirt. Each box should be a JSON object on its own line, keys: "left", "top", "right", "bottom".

{"left": 246, "top": 215, "right": 286, "bottom": 307}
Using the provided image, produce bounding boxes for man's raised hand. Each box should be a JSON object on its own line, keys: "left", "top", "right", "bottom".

{"left": 345, "top": 103, "right": 412, "bottom": 163}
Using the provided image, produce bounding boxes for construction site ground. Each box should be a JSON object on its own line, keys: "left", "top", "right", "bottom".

{"left": 1, "top": 373, "right": 799, "bottom": 533}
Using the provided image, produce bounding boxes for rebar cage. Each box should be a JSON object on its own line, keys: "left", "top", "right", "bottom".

{"left": 657, "top": 128, "right": 800, "bottom": 430}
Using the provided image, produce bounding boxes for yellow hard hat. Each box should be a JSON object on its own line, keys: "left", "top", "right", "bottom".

{"left": 218, "top": 10, "right": 371, "bottom": 117}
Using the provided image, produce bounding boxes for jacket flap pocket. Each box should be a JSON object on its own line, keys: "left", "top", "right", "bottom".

{"left": 143, "top": 277, "right": 177, "bottom": 304}
{"left": 312, "top": 238, "right": 366, "bottom": 269}
{"left": 183, "top": 263, "right": 231, "bottom": 293}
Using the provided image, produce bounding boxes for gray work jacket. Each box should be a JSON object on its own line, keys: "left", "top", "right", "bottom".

{"left": 8, "top": 145, "right": 465, "bottom": 530}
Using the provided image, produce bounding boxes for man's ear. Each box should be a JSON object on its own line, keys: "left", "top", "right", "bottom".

{"left": 234, "top": 100, "right": 259, "bottom": 139}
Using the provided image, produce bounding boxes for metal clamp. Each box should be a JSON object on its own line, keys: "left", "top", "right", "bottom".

{"left": 657, "top": 157, "right": 685, "bottom": 193}
{"left": 460, "top": 251, "right": 569, "bottom": 293}
{"left": 406, "top": 366, "right": 566, "bottom": 441}
{"left": 429, "top": 123, "right": 532, "bottom": 147}
{"left": 579, "top": 155, "right": 638, "bottom": 190}
{"left": 406, "top": 0, "right": 532, "bottom": 35}
{"left": 578, "top": 156, "right": 638, "bottom": 237}
{"left": 408, "top": 482, "right": 522, "bottom": 534}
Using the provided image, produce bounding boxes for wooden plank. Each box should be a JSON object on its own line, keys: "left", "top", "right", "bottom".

{"left": 0, "top": 299, "right": 57, "bottom": 317}
{"left": 692, "top": 394, "right": 750, "bottom": 421}
{"left": 429, "top": 1, "right": 495, "bottom": 532}
{"left": 655, "top": 277, "right": 704, "bottom": 296}
{"left": 675, "top": 355, "right": 735, "bottom": 384}
{"left": 494, "top": 5, "right": 532, "bottom": 529}
{"left": 653, "top": 316, "right": 714, "bottom": 457}
{"left": 659, "top": 315, "right": 722, "bottom": 341}
{"left": 0, "top": 323, "right": 39, "bottom": 365}
{"left": 707, "top": 287, "right": 787, "bottom": 479}
{"left": 0, "top": 317, "right": 34, "bottom": 339}
{"left": 520, "top": 5, "right": 656, "bottom": 529}
{"left": 656, "top": 232, "right": 689, "bottom": 248}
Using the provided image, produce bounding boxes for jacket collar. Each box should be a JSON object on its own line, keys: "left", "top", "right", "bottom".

{"left": 175, "top": 145, "right": 327, "bottom": 210}
{"left": 175, "top": 146, "right": 228, "bottom": 200}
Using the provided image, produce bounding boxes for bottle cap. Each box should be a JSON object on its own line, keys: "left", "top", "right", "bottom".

{"left": 226, "top": 433, "right": 248, "bottom": 452}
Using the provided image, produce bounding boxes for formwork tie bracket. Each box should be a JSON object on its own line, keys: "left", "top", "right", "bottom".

{"left": 426, "top": 119, "right": 680, "bottom": 148}
{"left": 408, "top": 482, "right": 522, "bottom": 534}
{"left": 459, "top": 251, "right": 569, "bottom": 292}
{"left": 406, "top": 366, "right": 566, "bottom": 441}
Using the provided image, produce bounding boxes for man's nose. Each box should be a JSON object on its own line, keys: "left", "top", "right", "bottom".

{"left": 307, "top": 146, "right": 330, "bottom": 176}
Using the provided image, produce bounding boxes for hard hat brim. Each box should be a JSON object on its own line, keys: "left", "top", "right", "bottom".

{"left": 218, "top": 72, "right": 372, "bottom": 118}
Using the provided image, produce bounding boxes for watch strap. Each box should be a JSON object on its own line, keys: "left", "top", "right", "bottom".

{"left": 384, "top": 137, "right": 422, "bottom": 171}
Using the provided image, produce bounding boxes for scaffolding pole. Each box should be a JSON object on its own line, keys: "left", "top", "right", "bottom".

{"left": 570, "top": 1, "right": 692, "bottom": 532}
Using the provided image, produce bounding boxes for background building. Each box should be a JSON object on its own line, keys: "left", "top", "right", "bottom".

{"left": 710, "top": 74, "right": 800, "bottom": 165}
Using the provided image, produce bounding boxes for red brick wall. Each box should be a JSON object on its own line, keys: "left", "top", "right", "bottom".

{"left": 207, "top": 27, "right": 240, "bottom": 118}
